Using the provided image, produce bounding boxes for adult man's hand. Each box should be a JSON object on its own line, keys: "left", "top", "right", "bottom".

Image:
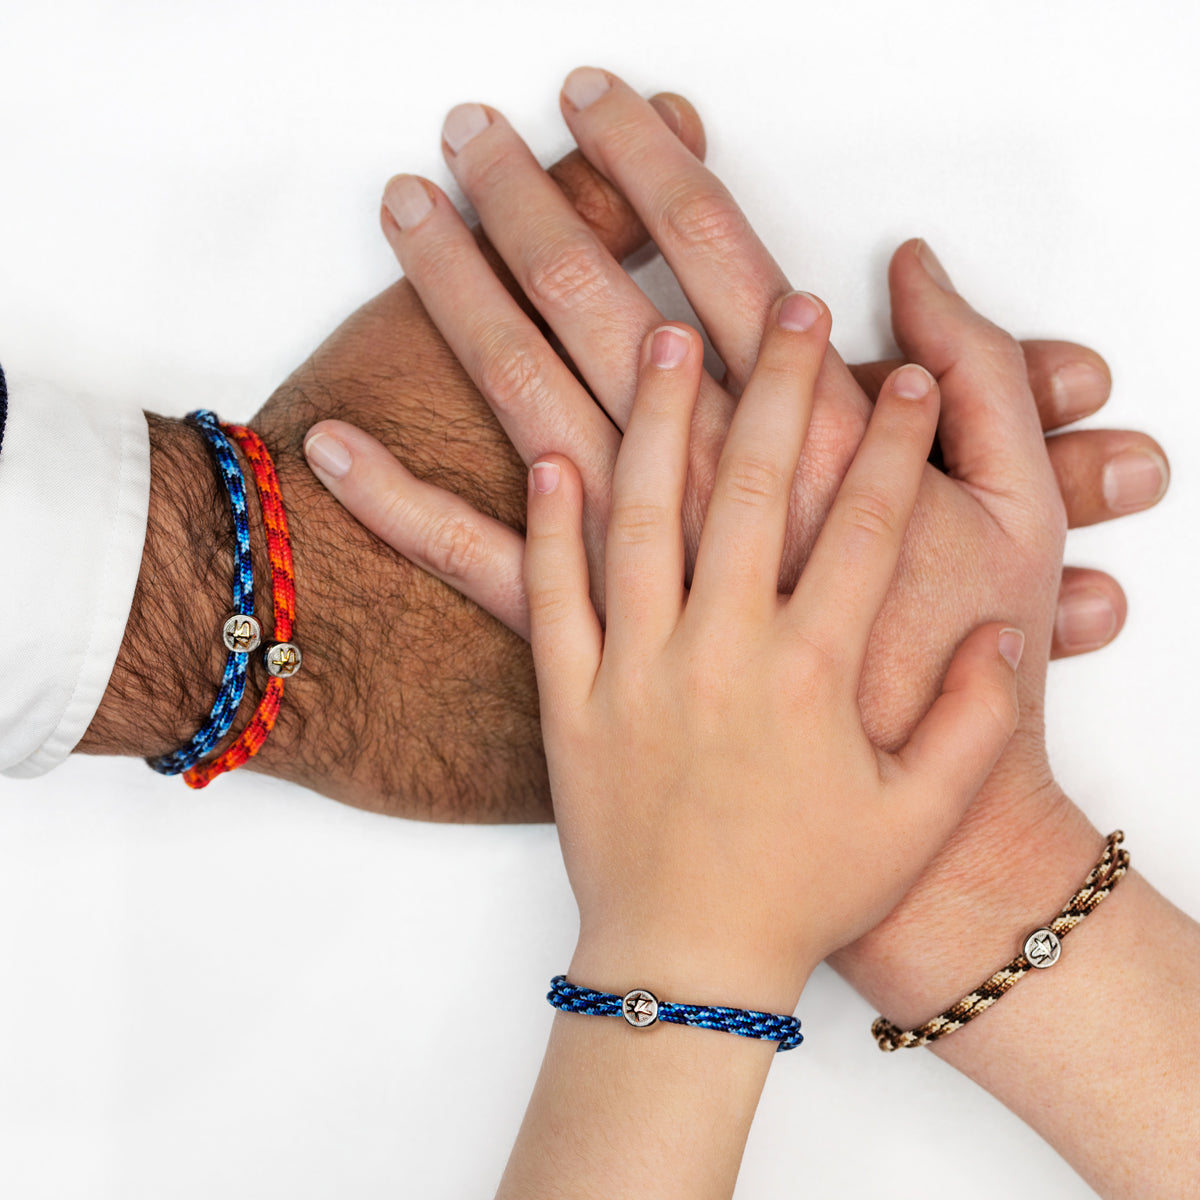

{"left": 82, "top": 79, "right": 1164, "bottom": 830}
{"left": 78, "top": 95, "right": 705, "bottom": 820}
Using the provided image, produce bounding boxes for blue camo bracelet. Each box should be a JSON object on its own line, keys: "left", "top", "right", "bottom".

{"left": 147, "top": 410, "right": 257, "bottom": 775}
{"left": 547, "top": 975, "right": 803, "bottom": 1052}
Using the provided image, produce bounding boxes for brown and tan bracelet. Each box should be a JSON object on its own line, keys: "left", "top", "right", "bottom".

{"left": 872, "top": 830, "right": 1130, "bottom": 1052}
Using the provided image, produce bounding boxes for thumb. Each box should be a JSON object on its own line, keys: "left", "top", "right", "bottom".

{"left": 894, "top": 622, "right": 1023, "bottom": 826}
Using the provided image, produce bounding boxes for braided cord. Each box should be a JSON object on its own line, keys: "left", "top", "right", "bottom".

{"left": 147, "top": 410, "right": 254, "bottom": 775}
{"left": 872, "top": 831, "right": 1129, "bottom": 1051}
{"left": 547, "top": 975, "right": 803, "bottom": 1052}
{"left": 184, "top": 423, "right": 295, "bottom": 788}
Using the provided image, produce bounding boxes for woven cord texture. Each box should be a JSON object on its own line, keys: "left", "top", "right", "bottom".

{"left": 547, "top": 976, "right": 803, "bottom": 1051}
{"left": 872, "top": 831, "right": 1129, "bottom": 1051}
{"left": 147, "top": 410, "right": 253, "bottom": 775}
{"left": 184, "top": 424, "right": 295, "bottom": 788}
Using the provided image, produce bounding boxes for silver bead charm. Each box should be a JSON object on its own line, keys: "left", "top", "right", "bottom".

{"left": 264, "top": 642, "right": 302, "bottom": 678}
{"left": 222, "top": 614, "right": 262, "bottom": 653}
{"left": 621, "top": 988, "right": 659, "bottom": 1028}
{"left": 1024, "top": 927, "right": 1062, "bottom": 969}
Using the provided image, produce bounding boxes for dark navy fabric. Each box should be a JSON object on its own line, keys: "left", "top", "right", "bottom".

{"left": 0, "top": 361, "right": 8, "bottom": 459}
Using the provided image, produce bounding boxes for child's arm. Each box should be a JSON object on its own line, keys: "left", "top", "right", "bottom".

{"left": 496, "top": 299, "right": 1019, "bottom": 1197}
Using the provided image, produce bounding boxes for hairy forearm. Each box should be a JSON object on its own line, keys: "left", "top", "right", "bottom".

{"left": 77, "top": 413, "right": 235, "bottom": 758}
{"left": 79, "top": 284, "right": 549, "bottom": 818}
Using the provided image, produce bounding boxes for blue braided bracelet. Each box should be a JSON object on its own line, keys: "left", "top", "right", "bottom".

{"left": 547, "top": 975, "right": 803, "bottom": 1052}
{"left": 147, "top": 410, "right": 256, "bottom": 775}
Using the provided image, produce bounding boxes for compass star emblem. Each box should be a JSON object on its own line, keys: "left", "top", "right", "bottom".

{"left": 621, "top": 989, "right": 659, "bottom": 1028}
{"left": 265, "top": 642, "right": 303, "bottom": 678}
{"left": 222, "top": 614, "right": 262, "bottom": 653}
{"left": 1024, "top": 928, "right": 1061, "bottom": 969}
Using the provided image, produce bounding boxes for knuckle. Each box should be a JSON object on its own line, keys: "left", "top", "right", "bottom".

{"left": 610, "top": 500, "right": 668, "bottom": 546}
{"left": 781, "top": 625, "right": 843, "bottom": 687}
{"left": 1041, "top": 487, "right": 1069, "bottom": 546}
{"left": 475, "top": 335, "right": 549, "bottom": 418}
{"left": 523, "top": 228, "right": 611, "bottom": 311}
{"left": 662, "top": 183, "right": 750, "bottom": 261}
{"left": 456, "top": 139, "right": 523, "bottom": 201}
{"left": 720, "top": 454, "right": 787, "bottom": 510}
{"left": 403, "top": 227, "right": 466, "bottom": 294}
{"left": 527, "top": 583, "right": 574, "bottom": 627}
{"left": 839, "top": 485, "right": 901, "bottom": 541}
{"left": 974, "top": 683, "right": 1019, "bottom": 742}
{"left": 974, "top": 322, "right": 1026, "bottom": 375}
{"left": 421, "top": 513, "right": 488, "bottom": 581}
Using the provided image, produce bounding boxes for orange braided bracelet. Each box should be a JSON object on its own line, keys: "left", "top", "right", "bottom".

{"left": 184, "top": 423, "right": 300, "bottom": 788}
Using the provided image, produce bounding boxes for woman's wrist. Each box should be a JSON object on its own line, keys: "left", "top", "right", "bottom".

{"left": 828, "top": 779, "right": 1101, "bottom": 1028}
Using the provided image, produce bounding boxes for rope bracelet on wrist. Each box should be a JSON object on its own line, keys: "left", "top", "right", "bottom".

{"left": 184, "top": 422, "right": 300, "bottom": 788}
{"left": 147, "top": 411, "right": 301, "bottom": 786}
{"left": 547, "top": 975, "right": 803, "bottom": 1051}
{"left": 146, "top": 410, "right": 256, "bottom": 775}
{"left": 872, "top": 830, "right": 1129, "bottom": 1051}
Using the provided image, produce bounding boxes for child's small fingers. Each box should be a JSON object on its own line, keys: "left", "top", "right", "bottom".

{"left": 604, "top": 323, "right": 702, "bottom": 654}
{"left": 894, "top": 622, "right": 1023, "bottom": 818}
{"left": 786, "top": 364, "right": 938, "bottom": 672}
{"left": 688, "top": 292, "right": 830, "bottom": 621}
{"left": 305, "top": 421, "right": 530, "bottom": 639}
{"left": 525, "top": 455, "right": 604, "bottom": 711}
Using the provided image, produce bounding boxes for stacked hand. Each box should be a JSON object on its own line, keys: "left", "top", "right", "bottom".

{"left": 298, "top": 70, "right": 1190, "bottom": 1198}
{"left": 86, "top": 75, "right": 1164, "bottom": 838}
{"left": 529, "top": 299, "right": 1024, "bottom": 1008}
{"left": 491, "top": 295, "right": 1029, "bottom": 1198}
{"left": 77, "top": 66, "right": 1190, "bottom": 1198}
{"left": 304, "top": 66, "right": 1164, "bottom": 1030}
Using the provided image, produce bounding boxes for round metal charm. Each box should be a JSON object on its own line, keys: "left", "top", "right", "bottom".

{"left": 1024, "top": 927, "right": 1062, "bottom": 969}
{"left": 621, "top": 988, "right": 660, "bottom": 1028}
{"left": 264, "top": 642, "right": 303, "bottom": 678}
{"left": 222, "top": 613, "right": 262, "bottom": 653}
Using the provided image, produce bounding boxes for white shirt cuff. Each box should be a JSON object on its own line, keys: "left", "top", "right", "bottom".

{"left": 0, "top": 374, "right": 150, "bottom": 777}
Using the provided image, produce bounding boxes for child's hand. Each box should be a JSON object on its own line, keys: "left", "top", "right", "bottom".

{"left": 527, "top": 294, "right": 1023, "bottom": 1011}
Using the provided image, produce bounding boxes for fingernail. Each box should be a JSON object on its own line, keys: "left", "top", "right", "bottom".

{"left": 916, "top": 239, "right": 956, "bottom": 293}
{"left": 1102, "top": 448, "right": 1169, "bottom": 514}
{"left": 1055, "top": 590, "right": 1117, "bottom": 652}
{"left": 382, "top": 175, "right": 433, "bottom": 231}
{"left": 1049, "top": 361, "right": 1110, "bottom": 423}
{"left": 443, "top": 103, "right": 490, "bottom": 154}
{"left": 998, "top": 628, "right": 1026, "bottom": 671}
{"left": 531, "top": 461, "right": 560, "bottom": 495}
{"left": 651, "top": 325, "right": 690, "bottom": 368}
{"left": 893, "top": 364, "right": 933, "bottom": 399}
{"left": 304, "top": 432, "right": 352, "bottom": 479}
{"left": 563, "top": 67, "right": 611, "bottom": 112}
{"left": 778, "top": 291, "right": 822, "bottom": 332}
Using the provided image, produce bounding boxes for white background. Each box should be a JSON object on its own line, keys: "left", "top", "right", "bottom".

{"left": 1, "top": 2, "right": 1197, "bottom": 1196}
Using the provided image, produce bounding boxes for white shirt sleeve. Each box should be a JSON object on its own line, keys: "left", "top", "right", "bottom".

{"left": 0, "top": 368, "right": 150, "bottom": 777}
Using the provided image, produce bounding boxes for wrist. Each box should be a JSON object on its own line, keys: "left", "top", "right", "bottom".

{"left": 78, "top": 414, "right": 243, "bottom": 758}
{"left": 828, "top": 778, "right": 1101, "bottom": 1029}
{"left": 569, "top": 932, "right": 812, "bottom": 1020}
